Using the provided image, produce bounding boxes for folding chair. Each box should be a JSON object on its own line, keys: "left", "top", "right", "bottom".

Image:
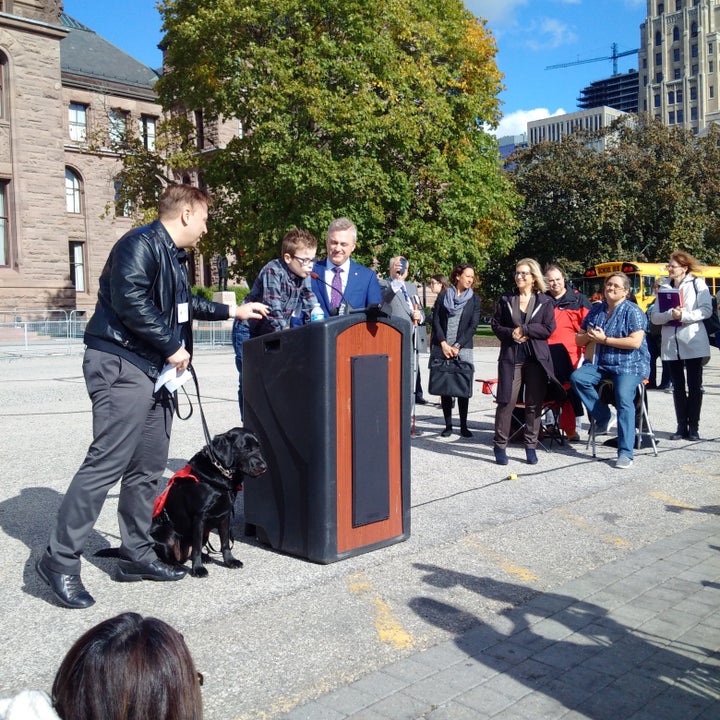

{"left": 476, "top": 377, "right": 565, "bottom": 451}
{"left": 587, "top": 378, "right": 658, "bottom": 458}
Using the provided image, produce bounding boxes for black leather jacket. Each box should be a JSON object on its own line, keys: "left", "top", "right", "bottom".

{"left": 84, "top": 220, "right": 229, "bottom": 379}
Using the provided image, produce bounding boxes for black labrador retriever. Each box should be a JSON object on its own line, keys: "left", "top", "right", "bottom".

{"left": 150, "top": 427, "right": 267, "bottom": 577}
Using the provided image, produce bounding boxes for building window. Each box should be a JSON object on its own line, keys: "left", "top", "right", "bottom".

{"left": 673, "top": 26, "right": 680, "bottom": 42}
{"left": 691, "top": 86, "right": 698, "bottom": 100}
{"left": 711, "top": 86, "right": 715, "bottom": 98}
{"left": 692, "top": 64, "right": 698, "bottom": 75}
{"left": 658, "top": 3, "right": 664, "bottom": 13}
{"left": 677, "top": 89, "right": 683, "bottom": 103}
{"left": 0, "top": 181, "right": 8, "bottom": 267}
{"left": 65, "top": 168, "right": 81, "bottom": 213}
{"left": 674, "top": 68, "right": 681, "bottom": 79}
{"left": 108, "top": 109, "right": 127, "bottom": 144}
{"left": 0, "top": 54, "right": 7, "bottom": 120}
{"left": 114, "top": 178, "right": 132, "bottom": 218}
{"left": 69, "top": 242, "right": 85, "bottom": 292}
{"left": 691, "top": 106, "right": 698, "bottom": 120}
{"left": 68, "top": 103, "right": 87, "bottom": 142}
{"left": 669, "top": 91, "right": 675, "bottom": 104}
{"left": 711, "top": 61, "right": 715, "bottom": 73}
{"left": 139, "top": 115, "right": 157, "bottom": 151}
{"left": 692, "top": 44, "right": 698, "bottom": 58}
{"left": 656, "top": 31, "right": 662, "bottom": 46}
{"left": 669, "top": 111, "right": 675, "bottom": 124}
{"left": 677, "top": 109, "right": 684, "bottom": 123}
{"left": 654, "top": 94, "right": 661, "bottom": 108}
{"left": 656, "top": 52, "right": 662, "bottom": 66}
{"left": 657, "top": 72, "right": 664, "bottom": 82}
{"left": 691, "top": 22, "right": 698, "bottom": 38}
{"left": 710, "top": 43, "right": 714, "bottom": 54}
{"left": 674, "top": 48, "right": 680, "bottom": 62}
{"left": 194, "top": 110, "right": 204, "bottom": 150}
{"left": 676, "top": 0, "right": 682, "bottom": 9}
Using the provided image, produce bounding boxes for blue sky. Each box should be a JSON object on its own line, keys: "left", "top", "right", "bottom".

{"left": 63, "top": 0, "right": 648, "bottom": 138}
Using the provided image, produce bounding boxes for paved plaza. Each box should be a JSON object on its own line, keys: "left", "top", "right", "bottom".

{"left": 0, "top": 344, "right": 718, "bottom": 719}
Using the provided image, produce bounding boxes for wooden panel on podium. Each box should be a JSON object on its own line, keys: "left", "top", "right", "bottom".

{"left": 335, "top": 322, "right": 403, "bottom": 553}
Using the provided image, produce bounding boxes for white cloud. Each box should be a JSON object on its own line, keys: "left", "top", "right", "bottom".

{"left": 491, "top": 107, "right": 567, "bottom": 137}
{"left": 466, "top": 0, "right": 527, "bottom": 26}
{"left": 526, "top": 17, "right": 578, "bottom": 50}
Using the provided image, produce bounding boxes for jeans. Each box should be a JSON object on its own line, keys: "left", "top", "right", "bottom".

{"left": 570, "top": 363, "right": 643, "bottom": 459}
{"left": 231, "top": 319, "right": 250, "bottom": 419}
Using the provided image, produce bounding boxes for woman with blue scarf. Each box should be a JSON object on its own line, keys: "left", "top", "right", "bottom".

{"left": 429, "top": 263, "right": 481, "bottom": 437}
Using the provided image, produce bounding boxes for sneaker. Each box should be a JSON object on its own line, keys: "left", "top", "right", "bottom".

{"left": 594, "top": 411, "right": 615, "bottom": 436}
{"left": 615, "top": 455, "right": 633, "bottom": 470}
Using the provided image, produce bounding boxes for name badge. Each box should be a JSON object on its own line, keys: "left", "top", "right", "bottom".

{"left": 177, "top": 302, "right": 189, "bottom": 324}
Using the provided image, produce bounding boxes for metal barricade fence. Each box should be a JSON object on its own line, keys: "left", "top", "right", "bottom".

{"left": 0, "top": 310, "right": 234, "bottom": 358}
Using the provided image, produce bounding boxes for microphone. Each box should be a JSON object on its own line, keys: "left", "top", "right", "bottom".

{"left": 310, "top": 271, "right": 350, "bottom": 316}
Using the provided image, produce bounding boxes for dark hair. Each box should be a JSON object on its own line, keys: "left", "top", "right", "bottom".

{"left": 429, "top": 274, "right": 449, "bottom": 290}
{"left": 158, "top": 184, "right": 212, "bottom": 219}
{"left": 449, "top": 263, "right": 475, "bottom": 288}
{"left": 52, "top": 613, "right": 203, "bottom": 720}
{"left": 281, "top": 228, "right": 317, "bottom": 256}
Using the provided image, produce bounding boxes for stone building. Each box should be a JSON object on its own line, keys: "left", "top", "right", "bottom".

{"left": 639, "top": 0, "right": 720, "bottom": 134}
{"left": 0, "top": 0, "right": 238, "bottom": 313}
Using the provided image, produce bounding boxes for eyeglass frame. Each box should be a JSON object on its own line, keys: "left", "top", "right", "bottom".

{"left": 514, "top": 271, "right": 531, "bottom": 278}
{"left": 289, "top": 255, "right": 317, "bottom": 267}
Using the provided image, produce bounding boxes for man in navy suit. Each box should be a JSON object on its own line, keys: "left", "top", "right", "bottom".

{"left": 311, "top": 217, "right": 382, "bottom": 316}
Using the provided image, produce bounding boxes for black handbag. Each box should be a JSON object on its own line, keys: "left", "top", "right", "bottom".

{"left": 428, "top": 356, "right": 474, "bottom": 398}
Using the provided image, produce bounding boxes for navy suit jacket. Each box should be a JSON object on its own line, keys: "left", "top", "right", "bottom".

{"left": 311, "top": 260, "right": 382, "bottom": 317}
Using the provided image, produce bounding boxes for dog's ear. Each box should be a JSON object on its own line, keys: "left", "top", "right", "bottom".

{"left": 210, "top": 432, "right": 236, "bottom": 469}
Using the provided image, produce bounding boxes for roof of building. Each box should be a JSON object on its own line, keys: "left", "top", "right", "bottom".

{"left": 59, "top": 13, "right": 160, "bottom": 93}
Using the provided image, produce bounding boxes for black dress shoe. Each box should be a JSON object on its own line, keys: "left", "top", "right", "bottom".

{"left": 415, "top": 396, "right": 428, "bottom": 405}
{"left": 36, "top": 557, "right": 95, "bottom": 609}
{"left": 116, "top": 558, "right": 187, "bottom": 583}
{"left": 688, "top": 430, "right": 700, "bottom": 441}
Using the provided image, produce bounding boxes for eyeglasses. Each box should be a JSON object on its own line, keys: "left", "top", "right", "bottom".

{"left": 666, "top": 263, "right": 683, "bottom": 270}
{"left": 604, "top": 283, "right": 625, "bottom": 290}
{"left": 515, "top": 271, "right": 531, "bottom": 278}
{"left": 291, "top": 255, "right": 316, "bottom": 267}
{"left": 545, "top": 277, "right": 563, "bottom": 284}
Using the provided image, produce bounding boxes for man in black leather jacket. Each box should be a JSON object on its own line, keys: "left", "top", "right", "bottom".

{"left": 36, "top": 184, "right": 268, "bottom": 609}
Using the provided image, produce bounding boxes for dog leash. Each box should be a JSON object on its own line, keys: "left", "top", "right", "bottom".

{"left": 172, "top": 364, "right": 221, "bottom": 469}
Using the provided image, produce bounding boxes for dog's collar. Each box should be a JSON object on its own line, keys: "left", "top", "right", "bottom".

{"left": 209, "top": 455, "right": 235, "bottom": 481}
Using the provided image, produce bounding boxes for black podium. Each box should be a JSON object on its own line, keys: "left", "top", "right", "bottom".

{"left": 242, "top": 312, "right": 411, "bottom": 563}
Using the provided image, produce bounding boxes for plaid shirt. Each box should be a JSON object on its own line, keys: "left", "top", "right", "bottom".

{"left": 244, "top": 258, "right": 318, "bottom": 336}
{"left": 582, "top": 299, "right": 650, "bottom": 377}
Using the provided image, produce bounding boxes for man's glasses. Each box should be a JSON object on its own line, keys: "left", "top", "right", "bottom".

{"left": 605, "top": 283, "right": 625, "bottom": 289}
{"left": 515, "top": 271, "right": 531, "bottom": 277}
{"left": 291, "top": 255, "right": 316, "bottom": 266}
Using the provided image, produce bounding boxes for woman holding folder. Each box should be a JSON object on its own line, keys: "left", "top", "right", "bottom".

{"left": 650, "top": 251, "right": 712, "bottom": 440}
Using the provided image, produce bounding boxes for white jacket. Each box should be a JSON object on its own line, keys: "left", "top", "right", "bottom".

{"left": 0, "top": 691, "right": 59, "bottom": 720}
{"left": 650, "top": 273, "right": 712, "bottom": 360}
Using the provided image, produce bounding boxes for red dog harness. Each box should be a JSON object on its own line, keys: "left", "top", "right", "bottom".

{"left": 152, "top": 465, "right": 198, "bottom": 518}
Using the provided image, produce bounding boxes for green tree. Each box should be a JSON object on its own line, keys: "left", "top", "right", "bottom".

{"left": 507, "top": 115, "right": 720, "bottom": 284}
{"left": 152, "top": 0, "right": 518, "bottom": 282}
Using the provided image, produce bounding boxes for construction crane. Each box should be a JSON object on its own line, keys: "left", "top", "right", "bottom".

{"left": 545, "top": 43, "right": 639, "bottom": 76}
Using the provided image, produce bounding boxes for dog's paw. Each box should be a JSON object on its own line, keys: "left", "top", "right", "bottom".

{"left": 224, "top": 558, "right": 244, "bottom": 569}
{"left": 190, "top": 565, "right": 209, "bottom": 578}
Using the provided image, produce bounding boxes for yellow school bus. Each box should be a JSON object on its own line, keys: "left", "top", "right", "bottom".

{"left": 576, "top": 261, "right": 720, "bottom": 312}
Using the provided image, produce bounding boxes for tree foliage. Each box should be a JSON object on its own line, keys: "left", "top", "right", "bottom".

{"left": 506, "top": 115, "right": 720, "bottom": 285}
{"left": 148, "top": 0, "right": 518, "bottom": 281}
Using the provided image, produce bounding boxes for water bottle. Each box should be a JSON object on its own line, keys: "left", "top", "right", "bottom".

{"left": 310, "top": 304, "right": 324, "bottom": 322}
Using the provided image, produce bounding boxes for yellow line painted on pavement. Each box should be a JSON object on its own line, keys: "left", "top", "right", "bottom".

{"left": 347, "top": 572, "right": 414, "bottom": 650}
{"left": 648, "top": 491, "right": 699, "bottom": 510}
{"left": 553, "top": 508, "right": 631, "bottom": 549}
{"left": 679, "top": 465, "right": 720, "bottom": 478}
{"left": 464, "top": 538, "right": 540, "bottom": 582}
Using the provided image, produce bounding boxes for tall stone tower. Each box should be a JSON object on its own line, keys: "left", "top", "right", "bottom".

{"left": 639, "top": 0, "right": 720, "bottom": 134}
